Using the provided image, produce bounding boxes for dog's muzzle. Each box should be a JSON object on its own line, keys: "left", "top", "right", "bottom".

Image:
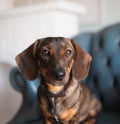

{"left": 53, "top": 68, "right": 66, "bottom": 81}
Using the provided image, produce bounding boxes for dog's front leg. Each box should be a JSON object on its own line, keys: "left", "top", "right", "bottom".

{"left": 69, "top": 115, "right": 80, "bottom": 124}
{"left": 83, "top": 118, "right": 96, "bottom": 124}
{"left": 43, "top": 119, "right": 52, "bottom": 124}
{"left": 69, "top": 120, "right": 79, "bottom": 124}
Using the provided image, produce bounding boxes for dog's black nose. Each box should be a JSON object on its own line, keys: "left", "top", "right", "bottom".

{"left": 53, "top": 68, "right": 66, "bottom": 81}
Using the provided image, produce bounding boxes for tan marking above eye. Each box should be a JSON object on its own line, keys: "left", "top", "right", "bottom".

{"left": 60, "top": 47, "right": 73, "bottom": 58}
{"left": 40, "top": 47, "right": 54, "bottom": 58}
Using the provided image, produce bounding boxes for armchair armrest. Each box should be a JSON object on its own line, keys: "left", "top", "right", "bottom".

{"left": 8, "top": 67, "right": 42, "bottom": 124}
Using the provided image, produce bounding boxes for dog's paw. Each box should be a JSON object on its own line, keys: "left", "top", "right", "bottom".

{"left": 83, "top": 118, "right": 96, "bottom": 124}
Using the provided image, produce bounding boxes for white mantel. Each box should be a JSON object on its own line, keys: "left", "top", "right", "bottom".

{"left": 0, "top": 1, "right": 85, "bottom": 65}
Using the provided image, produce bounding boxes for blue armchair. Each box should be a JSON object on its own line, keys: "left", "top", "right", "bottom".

{"left": 8, "top": 23, "right": 120, "bottom": 124}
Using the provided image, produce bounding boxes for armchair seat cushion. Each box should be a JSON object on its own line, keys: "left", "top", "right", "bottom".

{"left": 97, "top": 111, "right": 120, "bottom": 124}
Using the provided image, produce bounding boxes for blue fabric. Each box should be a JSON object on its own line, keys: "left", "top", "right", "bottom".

{"left": 88, "top": 23, "right": 120, "bottom": 112}
{"left": 96, "top": 112, "right": 120, "bottom": 124}
{"left": 9, "top": 68, "right": 42, "bottom": 124}
{"left": 73, "top": 33, "right": 94, "bottom": 54}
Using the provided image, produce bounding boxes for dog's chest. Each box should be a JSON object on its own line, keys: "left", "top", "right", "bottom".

{"left": 50, "top": 97, "right": 61, "bottom": 123}
{"left": 39, "top": 80, "right": 81, "bottom": 122}
{"left": 50, "top": 92, "right": 80, "bottom": 122}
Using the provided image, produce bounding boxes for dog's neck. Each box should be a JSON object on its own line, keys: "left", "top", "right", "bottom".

{"left": 41, "top": 71, "right": 73, "bottom": 97}
{"left": 43, "top": 78, "right": 72, "bottom": 98}
{"left": 40, "top": 74, "right": 80, "bottom": 124}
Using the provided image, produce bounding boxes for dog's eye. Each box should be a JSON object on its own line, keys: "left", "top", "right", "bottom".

{"left": 65, "top": 49, "right": 72, "bottom": 56}
{"left": 41, "top": 49, "right": 50, "bottom": 56}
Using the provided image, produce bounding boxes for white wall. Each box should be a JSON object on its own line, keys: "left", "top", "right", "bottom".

{"left": 0, "top": 0, "right": 13, "bottom": 10}
{"left": 78, "top": 0, "right": 120, "bottom": 33}
{"left": 0, "top": 62, "right": 21, "bottom": 123}
{"left": 101, "top": 0, "right": 120, "bottom": 24}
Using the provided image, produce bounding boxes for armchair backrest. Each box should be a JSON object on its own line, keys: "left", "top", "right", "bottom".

{"left": 74, "top": 23, "right": 120, "bottom": 112}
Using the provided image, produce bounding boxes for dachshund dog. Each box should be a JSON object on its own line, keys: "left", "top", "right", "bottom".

{"left": 15, "top": 37, "right": 102, "bottom": 124}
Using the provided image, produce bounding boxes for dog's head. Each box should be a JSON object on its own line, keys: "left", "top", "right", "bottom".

{"left": 16, "top": 37, "right": 92, "bottom": 95}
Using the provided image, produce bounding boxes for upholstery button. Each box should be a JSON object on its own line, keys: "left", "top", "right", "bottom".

{"left": 99, "top": 38, "right": 104, "bottom": 49}
{"left": 105, "top": 58, "right": 111, "bottom": 66}
{"left": 113, "top": 77, "right": 118, "bottom": 88}
{"left": 118, "top": 41, "right": 120, "bottom": 48}
{"left": 93, "top": 75, "right": 98, "bottom": 87}
{"left": 116, "top": 37, "right": 120, "bottom": 48}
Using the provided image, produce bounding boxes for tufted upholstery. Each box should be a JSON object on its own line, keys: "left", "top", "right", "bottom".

{"left": 8, "top": 68, "right": 42, "bottom": 124}
{"left": 8, "top": 23, "right": 120, "bottom": 124}
{"left": 89, "top": 24, "right": 120, "bottom": 112}
{"left": 74, "top": 24, "right": 120, "bottom": 113}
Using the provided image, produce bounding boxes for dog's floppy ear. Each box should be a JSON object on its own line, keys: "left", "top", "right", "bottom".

{"left": 15, "top": 40, "right": 40, "bottom": 80}
{"left": 71, "top": 40, "right": 92, "bottom": 81}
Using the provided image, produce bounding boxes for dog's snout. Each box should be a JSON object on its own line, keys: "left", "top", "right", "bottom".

{"left": 56, "top": 71, "right": 65, "bottom": 80}
{"left": 53, "top": 68, "right": 66, "bottom": 81}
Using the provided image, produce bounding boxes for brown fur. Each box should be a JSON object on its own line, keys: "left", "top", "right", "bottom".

{"left": 15, "top": 37, "right": 102, "bottom": 124}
